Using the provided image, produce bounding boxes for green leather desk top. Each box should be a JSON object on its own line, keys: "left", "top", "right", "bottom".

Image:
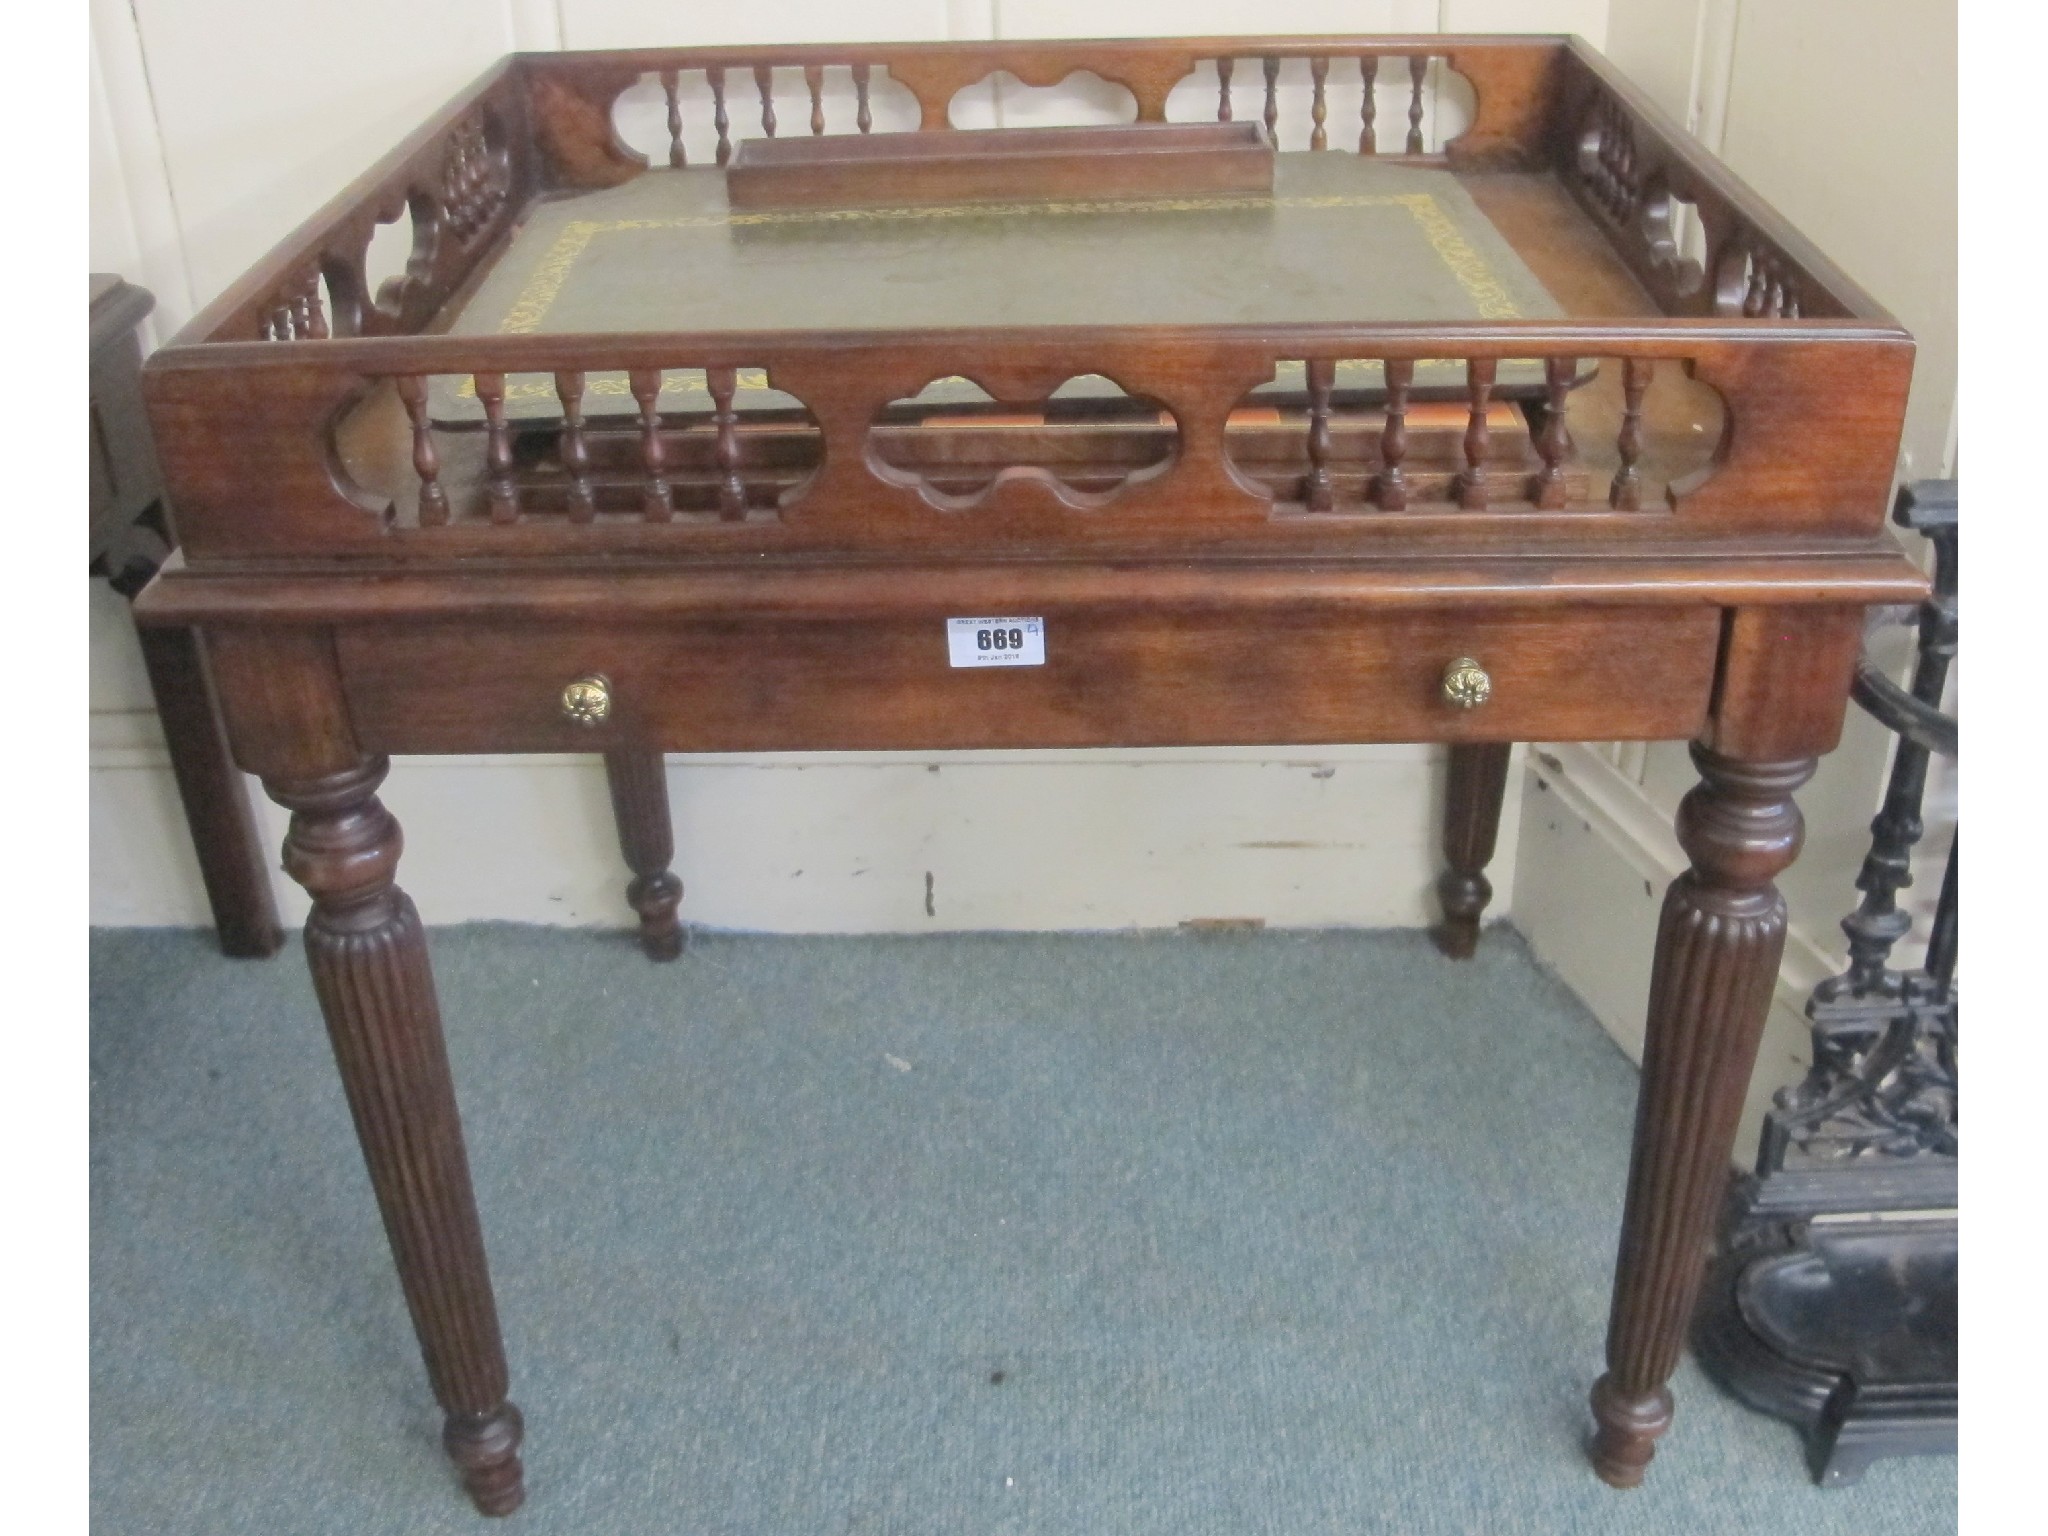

{"left": 436, "top": 154, "right": 1566, "bottom": 422}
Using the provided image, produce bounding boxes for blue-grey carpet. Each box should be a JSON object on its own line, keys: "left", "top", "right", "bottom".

{"left": 90, "top": 926, "right": 1955, "bottom": 1535}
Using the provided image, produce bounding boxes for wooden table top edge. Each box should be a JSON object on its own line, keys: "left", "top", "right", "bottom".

{"left": 134, "top": 545, "right": 1927, "bottom": 628}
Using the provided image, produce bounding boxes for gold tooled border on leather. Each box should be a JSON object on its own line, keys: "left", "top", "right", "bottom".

{"left": 494, "top": 191, "right": 1523, "bottom": 342}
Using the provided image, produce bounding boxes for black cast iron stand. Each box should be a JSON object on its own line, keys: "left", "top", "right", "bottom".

{"left": 1691, "top": 479, "right": 1958, "bottom": 1486}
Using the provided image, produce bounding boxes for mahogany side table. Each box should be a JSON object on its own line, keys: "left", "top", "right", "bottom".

{"left": 131, "top": 34, "right": 1926, "bottom": 1514}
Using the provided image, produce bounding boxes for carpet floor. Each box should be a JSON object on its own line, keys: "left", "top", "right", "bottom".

{"left": 90, "top": 925, "right": 1956, "bottom": 1535}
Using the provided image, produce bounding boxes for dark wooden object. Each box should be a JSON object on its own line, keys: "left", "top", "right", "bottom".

{"left": 92, "top": 277, "right": 167, "bottom": 559}
{"left": 1433, "top": 742, "right": 1512, "bottom": 958}
{"left": 130, "top": 34, "right": 1923, "bottom": 1513}
{"left": 91, "top": 275, "right": 282, "bottom": 959}
{"left": 267, "top": 754, "right": 524, "bottom": 1514}
{"left": 1692, "top": 480, "right": 1957, "bottom": 1486}
{"left": 727, "top": 121, "right": 1273, "bottom": 209}
{"left": 1590, "top": 745, "right": 1815, "bottom": 1486}
{"left": 604, "top": 748, "right": 685, "bottom": 960}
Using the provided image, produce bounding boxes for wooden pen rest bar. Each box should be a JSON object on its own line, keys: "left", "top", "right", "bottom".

{"left": 726, "top": 121, "right": 1274, "bottom": 209}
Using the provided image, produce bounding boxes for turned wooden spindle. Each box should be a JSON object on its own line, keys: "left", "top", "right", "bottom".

{"left": 1359, "top": 56, "right": 1378, "bottom": 153}
{"left": 1600, "top": 116, "right": 1628, "bottom": 217}
{"left": 1309, "top": 57, "right": 1329, "bottom": 150}
{"left": 292, "top": 273, "right": 328, "bottom": 340}
{"left": 1457, "top": 357, "right": 1496, "bottom": 511}
{"left": 1372, "top": 358, "right": 1413, "bottom": 511}
{"left": 1743, "top": 253, "right": 1767, "bottom": 317}
{"left": 629, "top": 368, "right": 672, "bottom": 523}
{"left": 604, "top": 749, "right": 685, "bottom": 961}
{"left": 661, "top": 69, "right": 685, "bottom": 167}
{"left": 1262, "top": 57, "right": 1281, "bottom": 146}
{"left": 554, "top": 370, "right": 595, "bottom": 522}
{"left": 1589, "top": 747, "right": 1816, "bottom": 1487}
{"left": 1433, "top": 742, "right": 1512, "bottom": 958}
{"left": 445, "top": 136, "right": 472, "bottom": 222}
{"left": 303, "top": 275, "right": 329, "bottom": 338}
{"left": 473, "top": 372, "right": 518, "bottom": 524}
{"left": 853, "top": 63, "right": 873, "bottom": 132}
{"left": 395, "top": 375, "right": 449, "bottom": 526}
{"left": 1581, "top": 106, "right": 1609, "bottom": 206}
{"left": 755, "top": 64, "right": 777, "bottom": 136}
{"left": 1532, "top": 356, "right": 1575, "bottom": 509}
{"left": 1607, "top": 105, "right": 1629, "bottom": 214}
{"left": 461, "top": 120, "right": 484, "bottom": 195}
{"left": 1406, "top": 55, "right": 1428, "bottom": 154}
{"left": 804, "top": 64, "right": 825, "bottom": 134}
{"left": 710, "top": 67, "right": 732, "bottom": 166}
{"left": 1303, "top": 358, "right": 1336, "bottom": 512}
{"left": 1611, "top": 357, "right": 1652, "bottom": 511}
{"left": 708, "top": 365, "right": 746, "bottom": 520}
{"left": 1216, "top": 56, "right": 1234, "bottom": 121}
{"left": 1589, "top": 99, "right": 1605, "bottom": 198}
{"left": 266, "top": 759, "right": 525, "bottom": 1516}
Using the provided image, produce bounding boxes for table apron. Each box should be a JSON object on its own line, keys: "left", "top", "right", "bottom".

{"left": 332, "top": 603, "right": 1722, "bottom": 755}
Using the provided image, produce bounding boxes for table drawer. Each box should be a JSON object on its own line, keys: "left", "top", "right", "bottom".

{"left": 337, "top": 604, "right": 1722, "bottom": 755}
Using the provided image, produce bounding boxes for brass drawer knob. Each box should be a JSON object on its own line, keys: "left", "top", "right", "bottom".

{"left": 1440, "top": 656, "right": 1492, "bottom": 710}
{"left": 560, "top": 674, "right": 612, "bottom": 726}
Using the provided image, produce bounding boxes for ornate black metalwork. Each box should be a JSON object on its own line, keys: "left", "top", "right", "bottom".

{"left": 1772, "top": 479, "right": 1956, "bottom": 1176}
{"left": 1692, "top": 479, "right": 1958, "bottom": 1486}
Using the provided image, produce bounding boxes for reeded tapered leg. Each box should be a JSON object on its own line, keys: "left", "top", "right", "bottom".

{"left": 269, "top": 759, "right": 524, "bottom": 1516}
{"left": 1588, "top": 745, "right": 1814, "bottom": 1487}
{"left": 604, "top": 748, "right": 684, "bottom": 960}
{"left": 1432, "top": 741, "right": 1512, "bottom": 959}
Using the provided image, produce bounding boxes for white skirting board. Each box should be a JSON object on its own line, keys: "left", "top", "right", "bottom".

{"left": 92, "top": 700, "right": 1526, "bottom": 938}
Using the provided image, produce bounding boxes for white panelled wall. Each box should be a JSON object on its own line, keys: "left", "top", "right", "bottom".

{"left": 92, "top": 1, "right": 1957, "bottom": 1145}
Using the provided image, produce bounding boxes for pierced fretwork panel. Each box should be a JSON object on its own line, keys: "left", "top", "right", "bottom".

{"left": 966, "top": 70, "right": 1140, "bottom": 129}
{"left": 333, "top": 350, "right": 1728, "bottom": 534}
{"left": 355, "top": 198, "right": 420, "bottom": 324}
{"left": 1227, "top": 355, "right": 1721, "bottom": 514}
{"left": 440, "top": 111, "right": 512, "bottom": 242}
{"left": 866, "top": 375, "right": 1177, "bottom": 511}
{"left": 340, "top": 368, "right": 822, "bottom": 528}
{"left": 1565, "top": 74, "right": 1838, "bottom": 320}
{"left": 250, "top": 105, "right": 512, "bottom": 343}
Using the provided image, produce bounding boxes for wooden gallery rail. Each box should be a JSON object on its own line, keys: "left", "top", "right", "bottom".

{"left": 133, "top": 33, "right": 1925, "bottom": 1516}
